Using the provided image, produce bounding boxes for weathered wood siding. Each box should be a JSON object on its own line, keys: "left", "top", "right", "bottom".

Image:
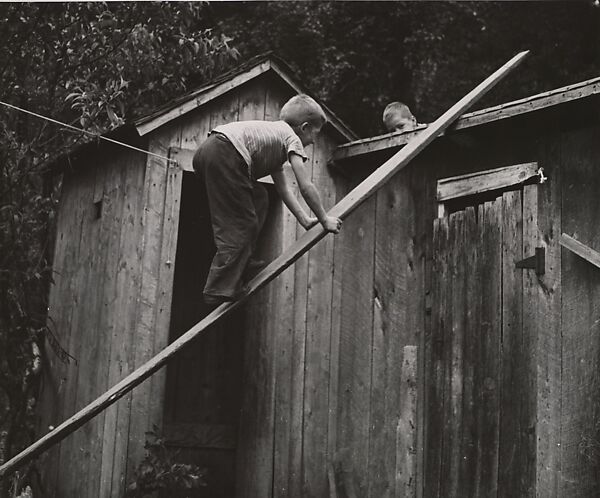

{"left": 337, "top": 107, "right": 597, "bottom": 497}
{"left": 40, "top": 69, "right": 600, "bottom": 498}
{"left": 236, "top": 100, "right": 421, "bottom": 497}
{"left": 559, "top": 124, "right": 600, "bottom": 498}
{"left": 40, "top": 110, "right": 182, "bottom": 498}
{"left": 40, "top": 70, "right": 357, "bottom": 498}
{"left": 40, "top": 146, "right": 153, "bottom": 497}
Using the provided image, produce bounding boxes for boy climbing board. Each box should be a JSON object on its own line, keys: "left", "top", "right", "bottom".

{"left": 193, "top": 94, "right": 342, "bottom": 307}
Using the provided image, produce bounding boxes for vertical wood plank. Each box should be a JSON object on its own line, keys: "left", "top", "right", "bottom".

{"left": 475, "top": 199, "right": 502, "bottom": 497}
{"left": 425, "top": 215, "right": 448, "bottom": 498}
{"left": 396, "top": 345, "right": 418, "bottom": 497}
{"left": 560, "top": 126, "right": 600, "bottom": 498}
{"left": 96, "top": 155, "right": 132, "bottom": 497}
{"left": 498, "top": 189, "right": 530, "bottom": 497}
{"left": 57, "top": 163, "right": 99, "bottom": 497}
{"left": 302, "top": 132, "right": 336, "bottom": 497}
{"left": 534, "top": 129, "right": 562, "bottom": 498}
{"left": 102, "top": 153, "right": 146, "bottom": 497}
{"left": 210, "top": 92, "right": 240, "bottom": 128}
{"left": 114, "top": 138, "right": 174, "bottom": 495}
{"left": 84, "top": 152, "right": 137, "bottom": 498}
{"left": 271, "top": 197, "right": 298, "bottom": 498}
{"left": 458, "top": 206, "right": 480, "bottom": 497}
{"left": 235, "top": 80, "right": 274, "bottom": 498}
{"left": 417, "top": 164, "right": 435, "bottom": 498}
{"left": 263, "top": 83, "right": 291, "bottom": 498}
{"left": 439, "top": 211, "right": 456, "bottom": 498}
{"left": 369, "top": 172, "right": 413, "bottom": 498}
{"left": 80, "top": 158, "right": 111, "bottom": 498}
{"left": 438, "top": 209, "right": 458, "bottom": 498}
{"left": 72, "top": 161, "right": 106, "bottom": 498}
{"left": 178, "top": 103, "right": 212, "bottom": 151}
{"left": 38, "top": 171, "right": 82, "bottom": 497}
{"left": 522, "top": 184, "right": 541, "bottom": 498}
{"left": 287, "top": 140, "right": 313, "bottom": 498}
{"left": 327, "top": 167, "right": 349, "bottom": 497}
{"left": 336, "top": 196, "right": 376, "bottom": 496}
{"left": 256, "top": 80, "right": 299, "bottom": 498}
{"left": 443, "top": 211, "right": 466, "bottom": 498}
{"left": 146, "top": 149, "right": 183, "bottom": 437}
{"left": 130, "top": 129, "right": 183, "bottom": 473}
{"left": 99, "top": 150, "right": 149, "bottom": 497}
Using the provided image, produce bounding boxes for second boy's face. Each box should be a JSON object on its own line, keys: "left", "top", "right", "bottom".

{"left": 299, "top": 122, "right": 323, "bottom": 147}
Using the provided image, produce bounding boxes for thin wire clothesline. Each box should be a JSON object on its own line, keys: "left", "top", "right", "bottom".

{"left": 0, "top": 100, "right": 177, "bottom": 164}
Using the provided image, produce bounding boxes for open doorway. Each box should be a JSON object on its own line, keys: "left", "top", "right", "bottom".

{"left": 163, "top": 171, "right": 246, "bottom": 497}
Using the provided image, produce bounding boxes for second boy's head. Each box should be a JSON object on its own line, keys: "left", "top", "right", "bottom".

{"left": 280, "top": 94, "right": 327, "bottom": 146}
{"left": 383, "top": 101, "right": 418, "bottom": 133}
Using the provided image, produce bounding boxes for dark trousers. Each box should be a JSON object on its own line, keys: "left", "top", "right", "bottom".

{"left": 193, "top": 133, "right": 269, "bottom": 299}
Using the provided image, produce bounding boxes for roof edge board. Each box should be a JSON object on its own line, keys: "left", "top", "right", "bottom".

{"left": 135, "top": 60, "right": 272, "bottom": 136}
{"left": 333, "top": 75, "right": 600, "bottom": 162}
{"left": 268, "top": 60, "right": 358, "bottom": 141}
{"left": 135, "top": 56, "right": 358, "bottom": 141}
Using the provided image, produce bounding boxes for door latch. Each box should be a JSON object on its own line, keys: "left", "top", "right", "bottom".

{"left": 515, "top": 247, "right": 545, "bottom": 275}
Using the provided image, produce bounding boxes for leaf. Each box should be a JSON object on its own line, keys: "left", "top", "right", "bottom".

{"left": 106, "top": 106, "right": 118, "bottom": 124}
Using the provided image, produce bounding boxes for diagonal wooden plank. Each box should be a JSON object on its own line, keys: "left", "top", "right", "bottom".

{"left": 0, "top": 50, "right": 529, "bottom": 478}
{"left": 560, "top": 233, "right": 600, "bottom": 270}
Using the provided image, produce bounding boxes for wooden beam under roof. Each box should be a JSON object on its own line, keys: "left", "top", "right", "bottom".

{"left": 333, "top": 75, "right": 600, "bottom": 162}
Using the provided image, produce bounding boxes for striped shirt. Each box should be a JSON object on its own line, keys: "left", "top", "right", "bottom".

{"left": 213, "top": 120, "right": 308, "bottom": 180}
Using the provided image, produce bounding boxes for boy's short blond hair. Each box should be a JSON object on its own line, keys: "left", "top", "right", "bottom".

{"left": 280, "top": 94, "right": 327, "bottom": 128}
{"left": 383, "top": 101, "right": 417, "bottom": 132}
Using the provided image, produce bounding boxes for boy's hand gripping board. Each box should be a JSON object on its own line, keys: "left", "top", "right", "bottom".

{"left": 0, "top": 50, "right": 529, "bottom": 479}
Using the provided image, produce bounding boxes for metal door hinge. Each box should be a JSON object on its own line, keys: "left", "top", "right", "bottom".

{"left": 515, "top": 247, "right": 545, "bottom": 275}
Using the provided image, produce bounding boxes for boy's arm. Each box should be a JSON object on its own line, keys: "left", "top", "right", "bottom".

{"left": 271, "top": 168, "right": 317, "bottom": 229}
{"left": 281, "top": 153, "right": 341, "bottom": 233}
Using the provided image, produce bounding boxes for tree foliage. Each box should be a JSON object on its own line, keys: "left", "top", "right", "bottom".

{"left": 0, "top": 3, "right": 237, "bottom": 494}
{"left": 212, "top": 1, "right": 600, "bottom": 136}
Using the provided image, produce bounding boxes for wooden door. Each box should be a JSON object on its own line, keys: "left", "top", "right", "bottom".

{"left": 425, "top": 184, "right": 540, "bottom": 498}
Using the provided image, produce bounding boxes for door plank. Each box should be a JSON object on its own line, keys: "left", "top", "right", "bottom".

{"left": 458, "top": 206, "right": 480, "bottom": 496}
{"left": 475, "top": 199, "right": 502, "bottom": 497}
{"left": 498, "top": 189, "right": 530, "bottom": 497}
{"left": 426, "top": 216, "right": 449, "bottom": 497}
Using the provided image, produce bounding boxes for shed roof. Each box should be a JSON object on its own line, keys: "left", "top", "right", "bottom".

{"left": 49, "top": 54, "right": 357, "bottom": 173}
{"left": 333, "top": 75, "right": 600, "bottom": 162}
{"left": 134, "top": 53, "right": 357, "bottom": 141}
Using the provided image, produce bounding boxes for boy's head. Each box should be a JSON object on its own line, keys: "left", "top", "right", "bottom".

{"left": 383, "top": 101, "right": 418, "bottom": 133}
{"left": 280, "top": 94, "right": 327, "bottom": 146}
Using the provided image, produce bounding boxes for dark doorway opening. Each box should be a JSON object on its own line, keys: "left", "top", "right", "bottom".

{"left": 164, "top": 171, "right": 246, "bottom": 497}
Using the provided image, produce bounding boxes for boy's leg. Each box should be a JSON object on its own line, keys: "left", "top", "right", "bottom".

{"left": 253, "top": 182, "right": 269, "bottom": 235}
{"left": 194, "top": 135, "right": 259, "bottom": 301}
{"left": 242, "top": 182, "right": 269, "bottom": 281}
{"left": 251, "top": 181, "right": 269, "bottom": 253}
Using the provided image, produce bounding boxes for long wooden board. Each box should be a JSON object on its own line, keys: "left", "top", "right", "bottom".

{"left": 0, "top": 50, "right": 528, "bottom": 478}
{"left": 560, "top": 233, "right": 600, "bottom": 270}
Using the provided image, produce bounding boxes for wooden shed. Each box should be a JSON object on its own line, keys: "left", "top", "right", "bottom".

{"left": 37, "top": 54, "right": 356, "bottom": 497}
{"left": 329, "top": 75, "right": 600, "bottom": 498}
{"left": 38, "top": 55, "right": 600, "bottom": 498}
